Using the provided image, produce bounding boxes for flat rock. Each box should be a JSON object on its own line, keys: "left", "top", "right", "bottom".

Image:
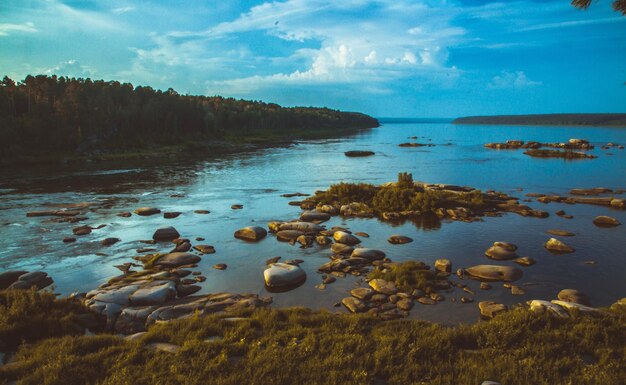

{"left": 154, "top": 252, "right": 201, "bottom": 268}
{"left": 350, "top": 288, "right": 374, "bottom": 300}
{"left": 369, "top": 279, "right": 398, "bottom": 295}
{"left": 593, "top": 216, "right": 621, "bottom": 227}
{"left": 278, "top": 222, "right": 324, "bottom": 233}
{"left": 418, "top": 297, "right": 437, "bottom": 305}
{"left": 485, "top": 245, "right": 519, "bottom": 260}
{"left": 234, "top": 226, "right": 267, "bottom": 241}
{"left": 551, "top": 300, "right": 602, "bottom": 314}
{"left": 264, "top": 263, "right": 306, "bottom": 288}
{"left": 152, "top": 226, "right": 180, "bottom": 241}
{"left": 101, "top": 237, "right": 120, "bottom": 246}
{"left": 351, "top": 248, "right": 386, "bottom": 261}
{"left": 465, "top": 265, "right": 523, "bottom": 282}
{"left": 300, "top": 211, "right": 331, "bottom": 223}
{"left": 544, "top": 238, "right": 575, "bottom": 253}
{"left": 478, "top": 301, "right": 508, "bottom": 319}
{"left": 134, "top": 207, "right": 161, "bottom": 216}
{"left": 213, "top": 263, "right": 227, "bottom": 270}
{"left": 557, "top": 289, "right": 591, "bottom": 306}
{"left": 547, "top": 229, "right": 575, "bottom": 236}
{"left": 342, "top": 297, "right": 367, "bottom": 313}
{"left": 163, "top": 212, "right": 181, "bottom": 219}
{"left": 129, "top": 281, "right": 177, "bottom": 306}
{"left": 387, "top": 235, "right": 413, "bottom": 244}
{"left": 344, "top": 150, "right": 375, "bottom": 157}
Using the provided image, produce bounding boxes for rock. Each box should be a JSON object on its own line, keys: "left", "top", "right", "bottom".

{"left": 551, "top": 300, "right": 602, "bottom": 314}
{"left": 323, "top": 276, "right": 336, "bottom": 284}
{"left": 593, "top": 216, "right": 621, "bottom": 227}
{"left": 0, "top": 270, "right": 29, "bottom": 289}
{"left": 547, "top": 229, "right": 575, "bottom": 236}
{"left": 154, "top": 252, "right": 201, "bottom": 268}
{"left": 264, "top": 263, "right": 306, "bottom": 288}
{"left": 231, "top": 204, "right": 243, "bottom": 210}
{"left": 134, "top": 207, "right": 161, "bottom": 216}
{"left": 146, "top": 342, "right": 181, "bottom": 354}
{"left": 387, "top": 235, "right": 414, "bottom": 244}
{"left": 278, "top": 221, "right": 324, "bottom": 234}
{"left": 172, "top": 241, "right": 191, "bottom": 252}
{"left": 234, "top": 226, "right": 268, "bottom": 241}
{"left": 396, "top": 298, "right": 414, "bottom": 310}
{"left": 299, "top": 210, "right": 331, "bottom": 223}
{"left": 557, "top": 289, "right": 591, "bottom": 306}
{"left": 434, "top": 259, "right": 451, "bottom": 273}
{"left": 72, "top": 225, "right": 92, "bottom": 235}
{"left": 194, "top": 210, "right": 210, "bottom": 214}
{"left": 478, "top": 301, "right": 508, "bottom": 319}
{"left": 101, "top": 237, "right": 120, "bottom": 246}
{"left": 465, "top": 265, "right": 523, "bottom": 282}
{"left": 510, "top": 285, "right": 526, "bottom": 295}
{"left": 528, "top": 300, "right": 569, "bottom": 318}
{"left": 342, "top": 297, "right": 367, "bottom": 313}
{"left": 117, "top": 212, "right": 132, "bottom": 218}
{"left": 176, "top": 285, "right": 200, "bottom": 297}
{"left": 315, "top": 235, "right": 333, "bottom": 246}
{"left": 461, "top": 297, "right": 473, "bottom": 303}
{"left": 418, "top": 297, "right": 437, "bottom": 305}
{"left": 27, "top": 210, "right": 81, "bottom": 217}
{"left": 7, "top": 271, "right": 53, "bottom": 290}
{"left": 63, "top": 237, "right": 76, "bottom": 243}
{"left": 193, "top": 245, "right": 215, "bottom": 254}
{"left": 265, "top": 257, "right": 281, "bottom": 265}
{"left": 513, "top": 257, "right": 536, "bottom": 266}
{"left": 344, "top": 150, "right": 375, "bottom": 157}
{"left": 369, "top": 279, "right": 398, "bottom": 295}
{"left": 163, "top": 212, "right": 181, "bottom": 219}
{"left": 333, "top": 231, "right": 361, "bottom": 245}
{"left": 351, "top": 248, "right": 386, "bottom": 261}
{"left": 152, "top": 226, "right": 180, "bottom": 241}
{"left": 485, "top": 245, "right": 519, "bottom": 260}
{"left": 493, "top": 241, "right": 517, "bottom": 251}
{"left": 296, "top": 235, "right": 314, "bottom": 247}
{"left": 129, "top": 281, "right": 177, "bottom": 306}
{"left": 355, "top": 232, "right": 369, "bottom": 238}
{"left": 610, "top": 298, "right": 626, "bottom": 312}
{"left": 331, "top": 243, "right": 354, "bottom": 255}
{"left": 276, "top": 230, "right": 305, "bottom": 242}
{"left": 610, "top": 199, "right": 625, "bottom": 208}
{"left": 213, "top": 264, "right": 227, "bottom": 270}
{"left": 350, "top": 288, "right": 374, "bottom": 300}
{"left": 480, "top": 282, "right": 492, "bottom": 290}
{"left": 481, "top": 382, "right": 502, "bottom": 385}
{"left": 339, "top": 202, "right": 374, "bottom": 217}
{"left": 544, "top": 238, "right": 575, "bottom": 253}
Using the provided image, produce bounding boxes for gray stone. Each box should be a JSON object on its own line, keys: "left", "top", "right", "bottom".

{"left": 154, "top": 252, "right": 201, "bottom": 268}
{"left": 152, "top": 226, "right": 180, "bottom": 241}
{"left": 129, "top": 281, "right": 177, "bottom": 306}
{"left": 342, "top": 297, "right": 367, "bottom": 313}
{"left": 465, "top": 265, "right": 523, "bottom": 282}
{"left": 264, "top": 263, "right": 306, "bottom": 288}
{"left": 351, "top": 248, "right": 386, "bottom": 261}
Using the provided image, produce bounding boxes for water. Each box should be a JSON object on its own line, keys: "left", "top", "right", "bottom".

{"left": 1, "top": 121, "right": 625, "bottom": 324}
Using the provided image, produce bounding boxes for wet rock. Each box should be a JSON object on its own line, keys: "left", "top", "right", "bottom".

{"left": 172, "top": 241, "right": 191, "bottom": 252}
{"left": 485, "top": 245, "right": 519, "bottom": 260}
{"left": 315, "top": 235, "right": 333, "bottom": 246}
{"left": 593, "top": 216, "right": 621, "bottom": 227}
{"left": 350, "top": 288, "right": 374, "bottom": 300}
{"left": 264, "top": 263, "right": 306, "bottom": 288}
{"left": 557, "top": 289, "right": 591, "bottom": 306}
{"left": 418, "top": 297, "right": 437, "bottom": 305}
{"left": 331, "top": 243, "right": 354, "bottom": 255}
{"left": 231, "top": 204, "right": 243, "bottom": 210}
{"left": 435, "top": 259, "right": 451, "bottom": 273}
{"left": 323, "top": 276, "right": 336, "bottom": 284}
{"left": 154, "top": 252, "right": 201, "bottom": 268}
{"left": 193, "top": 245, "right": 215, "bottom": 254}
{"left": 234, "top": 226, "right": 268, "bottom": 241}
{"left": 333, "top": 231, "right": 361, "bottom": 245}
{"left": 152, "top": 226, "right": 180, "bottom": 241}
{"left": 163, "top": 212, "right": 181, "bottom": 219}
{"left": 73, "top": 225, "right": 92, "bottom": 235}
{"left": 513, "top": 257, "right": 536, "bottom": 266}
{"left": 465, "top": 265, "right": 523, "bottom": 282}
{"left": 547, "top": 229, "right": 575, "bottom": 236}
{"left": 129, "top": 281, "right": 177, "bottom": 306}
{"left": 610, "top": 199, "right": 625, "bottom": 209}
{"left": 279, "top": 221, "right": 324, "bottom": 234}
{"left": 478, "top": 301, "right": 508, "bottom": 319}
{"left": 7, "top": 271, "right": 54, "bottom": 290}
{"left": 387, "top": 234, "right": 414, "bottom": 244}
{"left": 63, "top": 237, "right": 76, "bottom": 243}
{"left": 369, "top": 279, "right": 398, "bottom": 295}
{"left": 117, "top": 212, "right": 132, "bottom": 218}
{"left": 265, "top": 256, "right": 281, "bottom": 265}
{"left": 296, "top": 235, "right": 314, "bottom": 247}
{"left": 351, "top": 248, "right": 386, "bottom": 261}
{"left": 194, "top": 210, "right": 210, "bottom": 214}
{"left": 344, "top": 150, "right": 375, "bottom": 157}
{"left": 355, "top": 232, "right": 369, "bottom": 238}
{"left": 134, "top": 207, "right": 161, "bottom": 216}
{"left": 299, "top": 210, "right": 331, "bottom": 223}
{"left": 281, "top": 192, "right": 309, "bottom": 198}
{"left": 276, "top": 230, "right": 304, "bottom": 242}
{"left": 461, "top": 297, "right": 474, "bottom": 304}
{"left": 101, "top": 238, "right": 121, "bottom": 246}
{"left": 213, "top": 264, "right": 227, "bottom": 270}
{"left": 544, "top": 238, "right": 575, "bottom": 253}
{"left": 342, "top": 297, "right": 367, "bottom": 313}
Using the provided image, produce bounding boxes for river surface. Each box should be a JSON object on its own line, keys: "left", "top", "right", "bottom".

{"left": 1, "top": 120, "right": 625, "bottom": 324}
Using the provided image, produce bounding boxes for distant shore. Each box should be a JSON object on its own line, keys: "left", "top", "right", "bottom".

{"left": 453, "top": 113, "right": 626, "bottom": 127}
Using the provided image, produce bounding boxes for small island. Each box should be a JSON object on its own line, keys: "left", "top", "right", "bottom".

{"left": 453, "top": 113, "right": 626, "bottom": 127}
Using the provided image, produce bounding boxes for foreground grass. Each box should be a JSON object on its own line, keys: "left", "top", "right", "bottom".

{"left": 1, "top": 290, "right": 625, "bottom": 385}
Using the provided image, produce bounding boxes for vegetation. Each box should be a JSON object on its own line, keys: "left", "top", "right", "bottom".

{"left": 1, "top": 288, "right": 625, "bottom": 385}
{"left": 523, "top": 149, "right": 597, "bottom": 159}
{"left": 312, "top": 172, "right": 483, "bottom": 216}
{"left": 368, "top": 261, "right": 437, "bottom": 293}
{"left": 572, "top": 0, "right": 626, "bottom": 15}
{"left": 0, "top": 75, "right": 379, "bottom": 164}
{"left": 453, "top": 113, "right": 626, "bottom": 127}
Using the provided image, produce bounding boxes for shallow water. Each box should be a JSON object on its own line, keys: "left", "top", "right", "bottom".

{"left": 1, "top": 121, "right": 625, "bottom": 324}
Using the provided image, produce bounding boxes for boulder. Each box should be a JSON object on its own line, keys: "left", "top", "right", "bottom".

{"left": 478, "top": 301, "right": 508, "bottom": 319}
{"left": 299, "top": 210, "right": 331, "bottom": 223}
{"left": 493, "top": 241, "right": 517, "bottom": 251}
{"left": 387, "top": 235, "right": 414, "bottom": 244}
{"left": 152, "top": 226, "right": 180, "bottom": 241}
{"left": 264, "top": 263, "right": 306, "bottom": 288}
{"left": 234, "top": 226, "right": 268, "bottom": 241}
{"left": 342, "top": 297, "right": 367, "bottom": 313}
{"left": 72, "top": 225, "right": 92, "bottom": 235}
{"left": 434, "top": 259, "right": 451, "bottom": 273}
{"left": 0, "top": 270, "right": 28, "bottom": 289}
{"left": 350, "top": 288, "right": 374, "bottom": 300}
{"left": 528, "top": 300, "right": 569, "bottom": 318}
{"left": 7, "top": 271, "right": 53, "bottom": 290}
{"left": 351, "top": 248, "right": 386, "bottom": 261}
{"left": 513, "top": 257, "right": 536, "bottom": 266}
{"left": 592, "top": 216, "right": 621, "bottom": 227}
{"left": 101, "top": 237, "right": 120, "bottom": 246}
{"left": 134, "top": 207, "right": 161, "bottom": 216}
{"left": 163, "top": 212, "right": 181, "bottom": 219}
{"left": 213, "top": 263, "right": 227, "bottom": 270}
{"left": 465, "top": 265, "right": 523, "bottom": 282}
{"left": 331, "top": 243, "right": 354, "bottom": 255}
{"left": 369, "top": 279, "right": 398, "bottom": 295}
{"left": 276, "top": 230, "right": 304, "bottom": 242}
{"left": 129, "top": 281, "right": 177, "bottom": 306}
{"left": 557, "top": 289, "right": 591, "bottom": 306}
{"left": 396, "top": 299, "right": 414, "bottom": 311}
{"left": 551, "top": 300, "right": 602, "bottom": 314}
{"left": 544, "top": 238, "right": 575, "bottom": 253}
{"left": 333, "top": 231, "right": 361, "bottom": 245}
{"left": 154, "top": 252, "right": 201, "bottom": 268}
{"left": 547, "top": 229, "right": 575, "bottom": 237}
{"left": 315, "top": 235, "right": 333, "bottom": 246}
{"left": 610, "top": 199, "right": 625, "bottom": 208}
{"left": 279, "top": 222, "right": 324, "bottom": 234}
{"left": 344, "top": 150, "right": 375, "bottom": 157}
{"left": 484, "top": 245, "right": 519, "bottom": 260}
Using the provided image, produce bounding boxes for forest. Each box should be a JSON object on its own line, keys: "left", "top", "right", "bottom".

{"left": 0, "top": 75, "right": 379, "bottom": 163}
{"left": 453, "top": 113, "right": 626, "bottom": 127}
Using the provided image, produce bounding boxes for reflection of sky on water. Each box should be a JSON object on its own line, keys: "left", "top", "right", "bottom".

{"left": 0, "top": 122, "right": 625, "bottom": 324}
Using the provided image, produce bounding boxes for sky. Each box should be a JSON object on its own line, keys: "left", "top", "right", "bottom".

{"left": 1, "top": 0, "right": 625, "bottom": 117}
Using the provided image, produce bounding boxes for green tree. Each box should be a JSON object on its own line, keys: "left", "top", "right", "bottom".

{"left": 572, "top": 0, "right": 626, "bottom": 15}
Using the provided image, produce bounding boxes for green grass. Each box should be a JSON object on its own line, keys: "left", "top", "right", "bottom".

{"left": 368, "top": 261, "right": 437, "bottom": 293}
{"left": 1, "top": 289, "right": 625, "bottom": 385}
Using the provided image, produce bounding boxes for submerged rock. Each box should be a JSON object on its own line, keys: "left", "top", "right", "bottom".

{"left": 465, "top": 265, "right": 523, "bottom": 282}
{"left": 134, "top": 207, "right": 161, "bottom": 216}
{"left": 387, "top": 234, "right": 414, "bottom": 244}
{"left": 344, "top": 150, "right": 375, "bottom": 157}
{"left": 547, "top": 229, "right": 575, "bottom": 237}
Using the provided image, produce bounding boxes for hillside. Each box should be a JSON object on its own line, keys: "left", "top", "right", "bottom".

{"left": 453, "top": 113, "right": 626, "bottom": 127}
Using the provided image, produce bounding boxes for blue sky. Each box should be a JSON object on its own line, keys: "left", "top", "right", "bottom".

{"left": 1, "top": 0, "right": 624, "bottom": 117}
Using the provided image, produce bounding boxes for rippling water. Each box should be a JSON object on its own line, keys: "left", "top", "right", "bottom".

{"left": 1, "top": 121, "right": 625, "bottom": 324}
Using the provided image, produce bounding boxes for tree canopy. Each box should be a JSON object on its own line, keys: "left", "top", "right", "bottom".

{"left": 572, "top": 0, "right": 626, "bottom": 15}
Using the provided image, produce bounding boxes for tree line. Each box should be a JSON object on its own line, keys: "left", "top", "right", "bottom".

{"left": 0, "top": 75, "right": 378, "bottom": 161}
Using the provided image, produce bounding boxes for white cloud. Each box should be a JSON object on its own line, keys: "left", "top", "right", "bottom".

{"left": 111, "top": 6, "right": 135, "bottom": 15}
{"left": 488, "top": 71, "right": 541, "bottom": 89}
{"left": 44, "top": 60, "right": 96, "bottom": 78}
{"left": 0, "top": 22, "right": 37, "bottom": 37}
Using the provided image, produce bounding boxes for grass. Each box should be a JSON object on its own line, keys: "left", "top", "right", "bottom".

{"left": 368, "top": 261, "right": 437, "bottom": 293}
{"left": 1, "top": 289, "right": 625, "bottom": 385}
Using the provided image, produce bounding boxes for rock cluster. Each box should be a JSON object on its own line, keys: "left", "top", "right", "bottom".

{"left": 0, "top": 270, "right": 53, "bottom": 290}
{"left": 485, "top": 138, "right": 594, "bottom": 151}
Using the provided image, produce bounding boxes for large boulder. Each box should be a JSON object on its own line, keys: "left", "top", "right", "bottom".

{"left": 528, "top": 300, "right": 569, "bottom": 318}
{"left": 0, "top": 270, "right": 28, "bottom": 289}
{"left": 369, "top": 279, "right": 398, "bottom": 295}
{"left": 134, "top": 207, "right": 161, "bottom": 216}
{"left": 264, "top": 263, "right": 306, "bottom": 288}
{"left": 299, "top": 211, "right": 331, "bottom": 223}
{"left": 152, "top": 226, "right": 180, "bottom": 241}
{"left": 592, "top": 216, "right": 621, "bottom": 227}
{"left": 154, "top": 252, "right": 201, "bottom": 268}
{"left": 557, "top": 289, "right": 591, "bottom": 306}
{"left": 331, "top": 243, "right": 354, "bottom": 255}
{"left": 342, "top": 297, "right": 368, "bottom": 313}
{"left": 351, "top": 248, "right": 386, "bottom": 261}
{"left": 544, "top": 238, "right": 575, "bottom": 253}
{"left": 276, "top": 230, "right": 305, "bottom": 242}
{"left": 333, "top": 231, "right": 361, "bottom": 245}
{"left": 129, "top": 281, "right": 177, "bottom": 306}
{"left": 465, "top": 265, "right": 523, "bottom": 282}
{"left": 6, "top": 271, "right": 53, "bottom": 290}
{"left": 234, "top": 226, "right": 267, "bottom": 241}
{"left": 279, "top": 222, "right": 324, "bottom": 234}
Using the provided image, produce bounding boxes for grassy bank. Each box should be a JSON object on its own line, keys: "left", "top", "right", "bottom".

{"left": 1, "top": 289, "right": 625, "bottom": 385}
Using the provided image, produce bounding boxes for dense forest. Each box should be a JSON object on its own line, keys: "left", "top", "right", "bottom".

{"left": 0, "top": 75, "right": 379, "bottom": 163}
{"left": 453, "top": 114, "right": 626, "bottom": 127}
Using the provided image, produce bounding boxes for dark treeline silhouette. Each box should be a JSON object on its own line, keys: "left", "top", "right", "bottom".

{"left": 453, "top": 114, "right": 626, "bottom": 127}
{"left": 0, "top": 75, "right": 378, "bottom": 162}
